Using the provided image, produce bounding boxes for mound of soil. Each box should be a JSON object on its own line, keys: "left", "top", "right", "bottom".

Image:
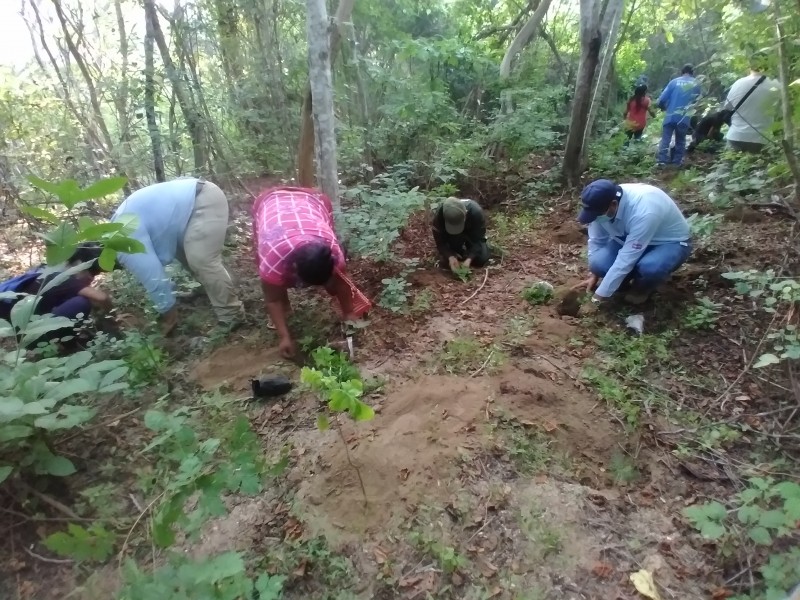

{"left": 192, "top": 341, "right": 289, "bottom": 392}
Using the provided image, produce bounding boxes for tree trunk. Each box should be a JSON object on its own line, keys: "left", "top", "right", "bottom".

{"left": 297, "top": 0, "right": 356, "bottom": 187}
{"left": 50, "top": 0, "right": 115, "bottom": 157}
{"left": 581, "top": 0, "right": 625, "bottom": 167}
{"left": 113, "top": 0, "right": 138, "bottom": 187}
{"left": 306, "top": 0, "right": 339, "bottom": 209}
{"left": 143, "top": 0, "right": 208, "bottom": 173}
{"left": 214, "top": 0, "right": 243, "bottom": 84}
{"left": 49, "top": 0, "right": 131, "bottom": 192}
{"left": 499, "top": 0, "right": 554, "bottom": 113}
{"left": 775, "top": 10, "right": 800, "bottom": 204}
{"left": 144, "top": 2, "right": 166, "bottom": 182}
{"left": 561, "top": 0, "right": 604, "bottom": 186}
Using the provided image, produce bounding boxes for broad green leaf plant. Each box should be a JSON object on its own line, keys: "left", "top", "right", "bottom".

{"left": 0, "top": 176, "right": 141, "bottom": 484}
{"left": 684, "top": 477, "right": 800, "bottom": 600}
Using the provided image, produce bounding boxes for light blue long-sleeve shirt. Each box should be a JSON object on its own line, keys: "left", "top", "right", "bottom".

{"left": 589, "top": 183, "right": 690, "bottom": 298}
{"left": 657, "top": 75, "right": 701, "bottom": 125}
{"left": 111, "top": 178, "right": 198, "bottom": 313}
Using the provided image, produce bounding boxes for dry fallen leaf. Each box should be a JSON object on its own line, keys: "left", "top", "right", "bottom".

{"left": 630, "top": 569, "right": 662, "bottom": 600}
{"left": 478, "top": 558, "right": 498, "bottom": 578}
{"left": 373, "top": 546, "right": 389, "bottom": 565}
{"left": 711, "top": 588, "right": 733, "bottom": 600}
{"left": 399, "top": 468, "right": 411, "bottom": 481}
{"left": 451, "top": 572, "right": 464, "bottom": 586}
{"left": 292, "top": 558, "right": 309, "bottom": 578}
{"left": 592, "top": 561, "right": 614, "bottom": 579}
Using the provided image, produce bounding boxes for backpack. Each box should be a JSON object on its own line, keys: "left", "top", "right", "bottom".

{"left": 0, "top": 267, "right": 44, "bottom": 302}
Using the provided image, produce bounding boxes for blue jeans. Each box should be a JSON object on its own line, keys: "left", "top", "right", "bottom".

{"left": 589, "top": 240, "right": 692, "bottom": 290}
{"left": 658, "top": 119, "right": 690, "bottom": 165}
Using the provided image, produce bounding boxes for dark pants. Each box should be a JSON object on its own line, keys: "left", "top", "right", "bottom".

{"left": 624, "top": 128, "right": 644, "bottom": 146}
{"left": 439, "top": 241, "right": 490, "bottom": 268}
{"left": 0, "top": 295, "right": 93, "bottom": 347}
{"left": 658, "top": 120, "right": 690, "bottom": 165}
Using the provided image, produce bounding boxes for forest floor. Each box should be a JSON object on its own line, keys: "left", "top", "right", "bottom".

{"left": 2, "top": 160, "right": 799, "bottom": 600}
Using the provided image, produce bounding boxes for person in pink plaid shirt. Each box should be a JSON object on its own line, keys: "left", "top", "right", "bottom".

{"left": 253, "top": 186, "right": 371, "bottom": 358}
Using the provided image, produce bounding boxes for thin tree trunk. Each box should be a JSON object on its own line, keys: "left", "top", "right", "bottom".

{"left": 50, "top": 0, "right": 116, "bottom": 161}
{"left": 499, "top": 0, "right": 553, "bottom": 78}
{"left": 775, "top": 11, "right": 800, "bottom": 204}
{"left": 144, "top": 2, "right": 166, "bottom": 182}
{"left": 581, "top": 0, "right": 625, "bottom": 165}
{"left": 562, "top": 0, "right": 604, "bottom": 186}
{"left": 113, "top": 0, "right": 137, "bottom": 186}
{"left": 143, "top": 0, "right": 208, "bottom": 173}
{"left": 499, "top": 0, "right": 554, "bottom": 113}
{"left": 297, "top": 0, "right": 356, "bottom": 187}
{"left": 306, "top": 0, "right": 339, "bottom": 208}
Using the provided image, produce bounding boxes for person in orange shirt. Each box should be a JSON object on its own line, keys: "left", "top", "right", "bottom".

{"left": 623, "top": 84, "right": 657, "bottom": 145}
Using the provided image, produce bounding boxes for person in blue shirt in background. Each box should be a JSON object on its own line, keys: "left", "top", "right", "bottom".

{"left": 112, "top": 178, "right": 243, "bottom": 335}
{"left": 573, "top": 179, "right": 692, "bottom": 306}
{"left": 656, "top": 64, "right": 701, "bottom": 167}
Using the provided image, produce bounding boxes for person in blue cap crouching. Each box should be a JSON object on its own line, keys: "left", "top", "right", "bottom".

{"left": 573, "top": 179, "right": 692, "bottom": 306}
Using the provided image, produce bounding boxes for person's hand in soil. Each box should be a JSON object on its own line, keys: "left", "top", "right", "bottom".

{"left": 573, "top": 274, "right": 599, "bottom": 294}
{"left": 278, "top": 336, "right": 297, "bottom": 359}
{"left": 159, "top": 307, "right": 179, "bottom": 336}
{"left": 448, "top": 256, "right": 460, "bottom": 272}
{"left": 463, "top": 257, "right": 472, "bottom": 269}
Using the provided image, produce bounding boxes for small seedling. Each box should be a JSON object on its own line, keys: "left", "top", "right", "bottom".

{"left": 379, "top": 277, "right": 411, "bottom": 313}
{"left": 453, "top": 264, "right": 472, "bottom": 282}
{"left": 522, "top": 282, "right": 554, "bottom": 306}
{"left": 683, "top": 296, "right": 722, "bottom": 330}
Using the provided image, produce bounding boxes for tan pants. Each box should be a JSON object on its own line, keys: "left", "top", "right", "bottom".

{"left": 180, "top": 181, "right": 243, "bottom": 323}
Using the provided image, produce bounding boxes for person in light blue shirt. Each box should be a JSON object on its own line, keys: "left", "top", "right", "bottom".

{"left": 574, "top": 179, "right": 692, "bottom": 305}
{"left": 656, "top": 64, "right": 701, "bottom": 167}
{"left": 112, "top": 178, "right": 242, "bottom": 334}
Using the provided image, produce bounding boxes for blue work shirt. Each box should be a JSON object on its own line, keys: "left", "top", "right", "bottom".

{"left": 589, "top": 183, "right": 690, "bottom": 298}
{"left": 657, "top": 75, "right": 701, "bottom": 125}
{"left": 112, "top": 178, "right": 198, "bottom": 313}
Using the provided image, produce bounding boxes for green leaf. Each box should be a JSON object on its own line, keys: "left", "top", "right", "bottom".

{"left": 737, "top": 505, "right": 760, "bottom": 525}
{"left": 0, "top": 424, "right": 33, "bottom": 442}
{"left": 99, "top": 247, "right": 117, "bottom": 272}
{"left": 753, "top": 353, "right": 780, "bottom": 368}
{"left": 27, "top": 175, "right": 65, "bottom": 198}
{"left": 75, "top": 176, "right": 127, "bottom": 201}
{"left": 103, "top": 236, "right": 145, "bottom": 254}
{"left": 254, "top": 573, "right": 286, "bottom": 600}
{"left": 328, "top": 388, "right": 351, "bottom": 412}
{"left": 34, "top": 405, "right": 95, "bottom": 430}
{"left": 0, "top": 398, "right": 26, "bottom": 421}
{"left": 317, "top": 413, "right": 330, "bottom": 431}
{"left": 10, "top": 295, "right": 40, "bottom": 330}
{"left": 748, "top": 526, "right": 772, "bottom": 545}
{"left": 0, "top": 318, "right": 13, "bottom": 338}
{"left": 100, "top": 366, "right": 128, "bottom": 390}
{"left": 77, "top": 222, "right": 125, "bottom": 240}
{"left": 20, "top": 316, "right": 77, "bottom": 348}
{"left": 0, "top": 465, "right": 12, "bottom": 483}
{"left": 192, "top": 551, "right": 244, "bottom": 584}
{"left": 42, "top": 378, "right": 96, "bottom": 403}
{"left": 43, "top": 523, "right": 115, "bottom": 562}
{"left": 42, "top": 222, "right": 79, "bottom": 264}
{"left": 20, "top": 204, "right": 60, "bottom": 225}
{"left": 38, "top": 453, "right": 76, "bottom": 477}
{"left": 351, "top": 400, "right": 375, "bottom": 422}
{"left": 783, "top": 496, "right": 800, "bottom": 521}
{"left": 759, "top": 509, "right": 788, "bottom": 529}
{"left": 39, "top": 263, "right": 92, "bottom": 295}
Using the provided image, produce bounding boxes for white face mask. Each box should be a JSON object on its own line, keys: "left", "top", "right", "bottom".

{"left": 594, "top": 214, "right": 611, "bottom": 224}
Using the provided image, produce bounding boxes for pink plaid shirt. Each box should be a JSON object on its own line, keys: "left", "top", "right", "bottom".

{"left": 253, "top": 187, "right": 346, "bottom": 287}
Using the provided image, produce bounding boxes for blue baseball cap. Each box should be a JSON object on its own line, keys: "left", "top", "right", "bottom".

{"left": 578, "top": 179, "right": 623, "bottom": 224}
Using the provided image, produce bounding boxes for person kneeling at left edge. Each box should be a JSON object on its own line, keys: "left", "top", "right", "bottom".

{"left": 573, "top": 179, "right": 692, "bottom": 307}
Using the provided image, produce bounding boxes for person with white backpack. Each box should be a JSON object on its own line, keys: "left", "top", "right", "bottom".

{"left": 724, "top": 53, "right": 780, "bottom": 153}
